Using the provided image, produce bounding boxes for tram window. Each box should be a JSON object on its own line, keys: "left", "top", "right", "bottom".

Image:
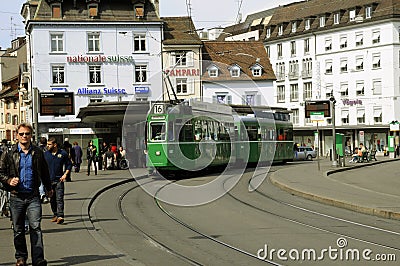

{"left": 168, "top": 122, "right": 174, "bottom": 141}
{"left": 150, "top": 122, "right": 166, "bottom": 141}
{"left": 179, "top": 121, "right": 193, "bottom": 142}
{"left": 284, "top": 128, "right": 293, "bottom": 141}
{"left": 246, "top": 126, "right": 258, "bottom": 141}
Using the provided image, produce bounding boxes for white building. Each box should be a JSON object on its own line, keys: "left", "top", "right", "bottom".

{"left": 21, "top": 0, "right": 162, "bottom": 144}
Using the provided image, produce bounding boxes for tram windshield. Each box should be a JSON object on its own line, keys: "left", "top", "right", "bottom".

{"left": 150, "top": 122, "right": 166, "bottom": 141}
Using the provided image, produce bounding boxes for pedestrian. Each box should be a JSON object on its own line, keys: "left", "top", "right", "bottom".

{"left": 86, "top": 140, "right": 97, "bottom": 175}
{"left": 73, "top": 141, "right": 83, "bottom": 173}
{"left": 100, "top": 141, "right": 108, "bottom": 171}
{"left": 62, "top": 138, "right": 75, "bottom": 182}
{"left": 105, "top": 146, "right": 116, "bottom": 170}
{"left": 44, "top": 137, "right": 72, "bottom": 225}
{"left": 293, "top": 143, "right": 299, "bottom": 159}
{"left": 0, "top": 122, "right": 53, "bottom": 266}
{"left": 116, "top": 146, "right": 126, "bottom": 169}
{"left": 38, "top": 137, "right": 49, "bottom": 204}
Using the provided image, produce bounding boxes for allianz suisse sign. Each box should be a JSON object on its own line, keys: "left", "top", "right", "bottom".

{"left": 67, "top": 55, "right": 134, "bottom": 63}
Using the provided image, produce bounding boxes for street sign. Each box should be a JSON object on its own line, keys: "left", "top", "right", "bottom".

{"left": 310, "top": 111, "right": 325, "bottom": 122}
{"left": 305, "top": 100, "right": 331, "bottom": 118}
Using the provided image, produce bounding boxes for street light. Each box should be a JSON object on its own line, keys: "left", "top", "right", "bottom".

{"left": 330, "top": 95, "right": 337, "bottom": 167}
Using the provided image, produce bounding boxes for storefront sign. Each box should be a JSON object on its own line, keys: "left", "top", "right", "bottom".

{"left": 77, "top": 87, "right": 127, "bottom": 95}
{"left": 342, "top": 99, "right": 362, "bottom": 106}
{"left": 67, "top": 55, "right": 134, "bottom": 64}
{"left": 51, "top": 87, "right": 67, "bottom": 92}
{"left": 135, "top": 86, "right": 150, "bottom": 94}
{"left": 165, "top": 68, "right": 200, "bottom": 76}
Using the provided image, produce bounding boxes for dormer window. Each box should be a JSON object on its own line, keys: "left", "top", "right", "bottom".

{"left": 135, "top": 4, "right": 144, "bottom": 18}
{"left": 251, "top": 64, "right": 263, "bottom": 77}
{"left": 292, "top": 22, "right": 297, "bottom": 33}
{"left": 365, "top": 6, "right": 372, "bottom": 19}
{"left": 349, "top": 9, "right": 356, "bottom": 21}
{"left": 88, "top": 4, "right": 98, "bottom": 18}
{"left": 334, "top": 12, "right": 340, "bottom": 24}
{"left": 229, "top": 65, "right": 241, "bottom": 77}
{"left": 305, "top": 19, "right": 310, "bottom": 30}
{"left": 208, "top": 65, "right": 219, "bottom": 77}
{"left": 51, "top": 4, "right": 61, "bottom": 19}
{"left": 266, "top": 28, "right": 271, "bottom": 38}
{"left": 320, "top": 16, "right": 325, "bottom": 27}
{"left": 278, "top": 25, "right": 283, "bottom": 36}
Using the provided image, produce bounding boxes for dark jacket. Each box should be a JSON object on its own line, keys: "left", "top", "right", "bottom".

{"left": 0, "top": 144, "right": 51, "bottom": 194}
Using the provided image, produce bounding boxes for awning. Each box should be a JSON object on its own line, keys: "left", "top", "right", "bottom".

{"left": 341, "top": 110, "right": 349, "bottom": 118}
{"left": 356, "top": 58, "right": 363, "bottom": 67}
{"left": 325, "top": 61, "right": 332, "bottom": 69}
{"left": 356, "top": 82, "right": 364, "bottom": 90}
{"left": 357, "top": 109, "right": 365, "bottom": 117}
{"left": 340, "top": 83, "right": 348, "bottom": 91}
{"left": 356, "top": 34, "right": 363, "bottom": 42}
{"left": 340, "top": 37, "right": 347, "bottom": 45}
{"left": 372, "top": 56, "right": 380, "bottom": 65}
{"left": 340, "top": 60, "right": 347, "bottom": 68}
{"left": 251, "top": 18, "right": 263, "bottom": 27}
{"left": 372, "top": 31, "right": 380, "bottom": 40}
{"left": 373, "top": 109, "right": 382, "bottom": 117}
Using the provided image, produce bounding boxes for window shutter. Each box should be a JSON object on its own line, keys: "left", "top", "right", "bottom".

{"left": 256, "top": 95, "right": 262, "bottom": 105}
{"left": 187, "top": 51, "right": 194, "bottom": 67}
{"left": 227, "top": 95, "right": 232, "bottom": 104}
{"left": 212, "top": 95, "right": 217, "bottom": 103}
{"left": 170, "top": 52, "right": 175, "bottom": 66}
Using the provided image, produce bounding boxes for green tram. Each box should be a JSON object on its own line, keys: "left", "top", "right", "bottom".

{"left": 146, "top": 100, "right": 293, "bottom": 172}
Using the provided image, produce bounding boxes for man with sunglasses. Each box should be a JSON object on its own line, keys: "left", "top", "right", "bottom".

{"left": 0, "top": 123, "right": 53, "bottom": 266}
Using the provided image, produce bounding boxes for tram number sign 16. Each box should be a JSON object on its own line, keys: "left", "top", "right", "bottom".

{"left": 153, "top": 104, "right": 164, "bottom": 114}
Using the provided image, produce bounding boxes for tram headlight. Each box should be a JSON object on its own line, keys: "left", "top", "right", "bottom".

{"left": 155, "top": 151, "right": 161, "bottom": 156}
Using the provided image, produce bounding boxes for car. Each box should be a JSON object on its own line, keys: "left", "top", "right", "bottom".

{"left": 294, "top": 146, "right": 317, "bottom": 160}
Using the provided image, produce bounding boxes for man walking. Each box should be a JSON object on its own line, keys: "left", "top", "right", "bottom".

{"left": 0, "top": 123, "right": 53, "bottom": 266}
{"left": 44, "top": 137, "right": 72, "bottom": 225}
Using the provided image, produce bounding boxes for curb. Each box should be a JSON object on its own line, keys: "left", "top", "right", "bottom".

{"left": 270, "top": 158, "right": 400, "bottom": 220}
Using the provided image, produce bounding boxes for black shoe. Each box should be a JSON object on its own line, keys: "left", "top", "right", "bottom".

{"left": 35, "top": 259, "right": 47, "bottom": 266}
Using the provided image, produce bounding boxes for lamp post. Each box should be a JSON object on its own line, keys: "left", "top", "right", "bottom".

{"left": 330, "top": 95, "right": 337, "bottom": 167}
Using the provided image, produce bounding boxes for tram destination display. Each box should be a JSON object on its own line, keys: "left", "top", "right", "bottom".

{"left": 304, "top": 100, "right": 331, "bottom": 118}
{"left": 40, "top": 92, "right": 74, "bottom": 116}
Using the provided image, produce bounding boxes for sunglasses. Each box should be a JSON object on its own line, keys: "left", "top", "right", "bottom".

{"left": 18, "top": 132, "right": 31, "bottom": 136}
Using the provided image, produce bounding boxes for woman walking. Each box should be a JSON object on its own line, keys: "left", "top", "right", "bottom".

{"left": 73, "top": 141, "right": 83, "bottom": 173}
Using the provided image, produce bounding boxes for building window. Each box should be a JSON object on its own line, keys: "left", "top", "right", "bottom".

{"left": 52, "top": 65, "right": 65, "bottom": 84}
{"left": 88, "top": 32, "right": 100, "bottom": 52}
{"left": 290, "top": 41, "right": 296, "bottom": 56}
{"left": 88, "top": 4, "right": 98, "bottom": 17}
{"left": 13, "top": 100, "right": 17, "bottom": 109}
{"left": 303, "top": 82, "right": 312, "bottom": 100}
{"left": 356, "top": 56, "right": 364, "bottom": 71}
{"left": 51, "top": 4, "right": 61, "bottom": 19}
{"left": 291, "top": 109, "right": 299, "bottom": 125}
{"left": 290, "top": 84, "right": 298, "bottom": 102}
{"left": 372, "top": 54, "right": 381, "bottom": 69}
{"left": 349, "top": 10, "right": 356, "bottom": 21}
{"left": 276, "top": 63, "right": 285, "bottom": 81}
{"left": 356, "top": 33, "right": 363, "bottom": 46}
{"left": 135, "top": 65, "right": 147, "bottom": 83}
{"left": 325, "top": 60, "right": 332, "bottom": 74}
{"left": 304, "top": 38, "right": 310, "bottom": 54}
{"left": 372, "top": 30, "right": 380, "bottom": 44}
{"left": 373, "top": 108, "right": 382, "bottom": 123}
{"left": 266, "top": 28, "right": 271, "bottom": 38}
{"left": 6, "top": 113, "right": 11, "bottom": 124}
{"left": 208, "top": 67, "right": 218, "bottom": 77}
{"left": 214, "top": 94, "right": 232, "bottom": 104}
{"left": 12, "top": 115, "right": 18, "bottom": 125}
{"left": 134, "top": 33, "right": 146, "bottom": 52}
{"left": 175, "top": 51, "right": 187, "bottom": 66}
{"left": 244, "top": 94, "right": 256, "bottom": 105}
{"left": 302, "top": 59, "right": 312, "bottom": 78}
{"left": 289, "top": 60, "right": 299, "bottom": 79}
{"left": 278, "top": 25, "right": 283, "bottom": 35}
{"left": 277, "top": 43, "right": 283, "bottom": 58}
{"left": 305, "top": 19, "right": 310, "bottom": 30}
{"left": 357, "top": 109, "right": 365, "bottom": 124}
{"left": 277, "top": 85, "right": 285, "bottom": 103}
{"left": 372, "top": 79, "right": 382, "bottom": 95}
{"left": 326, "top": 84, "right": 333, "bottom": 99}
{"left": 340, "top": 36, "right": 347, "bottom": 49}
{"left": 340, "top": 58, "right": 348, "bottom": 73}
{"left": 341, "top": 110, "right": 349, "bottom": 124}
{"left": 89, "top": 65, "right": 101, "bottom": 84}
{"left": 356, "top": 81, "right": 364, "bottom": 96}
{"left": 291, "top": 21, "right": 296, "bottom": 33}
{"left": 230, "top": 66, "right": 240, "bottom": 77}
{"left": 266, "top": 46, "right": 270, "bottom": 56}
{"left": 252, "top": 66, "right": 262, "bottom": 77}
{"left": 6, "top": 101, "right": 10, "bottom": 109}
{"left": 334, "top": 12, "right": 340, "bottom": 24}
{"left": 135, "top": 4, "right": 144, "bottom": 18}
{"left": 320, "top": 16, "right": 325, "bottom": 27}
{"left": 50, "top": 33, "right": 64, "bottom": 52}
{"left": 176, "top": 78, "right": 187, "bottom": 94}
{"left": 366, "top": 6, "right": 372, "bottom": 19}
{"left": 340, "top": 83, "right": 348, "bottom": 97}
{"left": 325, "top": 38, "right": 332, "bottom": 51}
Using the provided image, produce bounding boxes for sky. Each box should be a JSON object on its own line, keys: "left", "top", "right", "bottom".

{"left": 0, "top": 0, "right": 295, "bottom": 49}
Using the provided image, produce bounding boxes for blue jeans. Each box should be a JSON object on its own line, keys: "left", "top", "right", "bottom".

{"left": 50, "top": 181, "right": 65, "bottom": 218}
{"left": 10, "top": 194, "right": 44, "bottom": 264}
